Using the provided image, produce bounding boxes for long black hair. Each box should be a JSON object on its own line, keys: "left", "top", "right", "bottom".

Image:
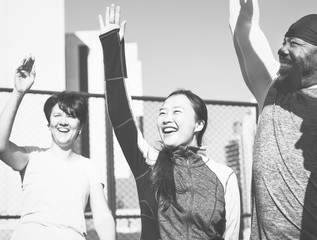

{"left": 150, "top": 89, "right": 208, "bottom": 211}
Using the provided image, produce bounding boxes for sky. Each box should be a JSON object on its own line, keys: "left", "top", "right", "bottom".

{"left": 65, "top": 0, "right": 317, "bottom": 102}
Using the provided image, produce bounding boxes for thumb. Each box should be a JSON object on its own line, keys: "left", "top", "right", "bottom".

{"left": 119, "top": 20, "right": 127, "bottom": 41}
{"left": 98, "top": 14, "right": 105, "bottom": 33}
{"left": 31, "top": 65, "right": 36, "bottom": 78}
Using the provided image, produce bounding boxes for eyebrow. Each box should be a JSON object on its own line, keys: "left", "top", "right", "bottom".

{"left": 159, "top": 106, "right": 184, "bottom": 111}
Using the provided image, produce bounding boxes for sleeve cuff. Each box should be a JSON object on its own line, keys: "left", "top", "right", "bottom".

{"left": 99, "top": 29, "right": 127, "bottom": 81}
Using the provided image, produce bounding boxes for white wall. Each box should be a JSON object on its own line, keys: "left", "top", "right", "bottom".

{"left": 0, "top": 0, "right": 65, "bottom": 91}
{"left": 0, "top": 0, "right": 65, "bottom": 218}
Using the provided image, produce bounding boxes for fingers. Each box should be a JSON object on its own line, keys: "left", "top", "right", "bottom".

{"left": 105, "top": 5, "right": 110, "bottom": 25}
{"left": 17, "top": 55, "right": 35, "bottom": 74}
{"left": 99, "top": 4, "right": 123, "bottom": 35}
{"left": 30, "top": 65, "right": 36, "bottom": 78}
{"left": 119, "top": 20, "right": 127, "bottom": 41}
{"left": 106, "top": 4, "right": 120, "bottom": 24}
{"left": 24, "top": 56, "right": 35, "bottom": 72}
{"left": 109, "top": 4, "right": 115, "bottom": 23}
{"left": 98, "top": 14, "right": 104, "bottom": 31}
{"left": 16, "top": 56, "right": 27, "bottom": 72}
{"left": 115, "top": 5, "right": 120, "bottom": 25}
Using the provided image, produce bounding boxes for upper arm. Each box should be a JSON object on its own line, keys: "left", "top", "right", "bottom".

{"left": 229, "top": 0, "right": 279, "bottom": 109}
{"left": 90, "top": 183, "right": 112, "bottom": 218}
{"left": 106, "top": 79, "right": 154, "bottom": 174}
{"left": 101, "top": 30, "right": 157, "bottom": 174}
{"left": 223, "top": 172, "right": 241, "bottom": 240}
{"left": 0, "top": 141, "right": 29, "bottom": 171}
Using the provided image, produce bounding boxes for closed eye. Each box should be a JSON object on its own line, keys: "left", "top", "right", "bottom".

{"left": 159, "top": 111, "right": 166, "bottom": 116}
{"left": 290, "top": 41, "right": 300, "bottom": 46}
{"left": 67, "top": 114, "right": 76, "bottom": 118}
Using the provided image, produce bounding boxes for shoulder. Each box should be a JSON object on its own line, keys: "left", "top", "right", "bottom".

{"left": 78, "top": 156, "right": 106, "bottom": 185}
{"left": 203, "top": 156, "right": 234, "bottom": 176}
{"left": 202, "top": 156, "right": 236, "bottom": 189}
{"left": 77, "top": 155, "right": 98, "bottom": 168}
{"left": 24, "top": 146, "right": 48, "bottom": 158}
{"left": 77, "top": 156, "right": 103, "bottom": 174}
{"left": 24, "top": 146, "right": 47, "bottom": 153}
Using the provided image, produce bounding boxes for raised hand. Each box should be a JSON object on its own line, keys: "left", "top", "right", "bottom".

{"left": 98, "top": 4, "right": 126, "bottom": 41}
{"left": 239, "top": 0, "right": 259, "bottom": 22}
{"left": 230, "top": 0, "right": 259, "bottom": 32}
{"left": 14, "top": 55, "right": 36, "bottom": 94}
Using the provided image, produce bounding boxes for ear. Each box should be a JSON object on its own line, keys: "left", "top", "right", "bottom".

{"left": 194, "top": 120, "right": 205, "bottom": 133}
{"left": 79, "top": 126, "right": 84, "bottom": 135}
{"left": 77, "top": 126, "right": 84, "bottom": 137}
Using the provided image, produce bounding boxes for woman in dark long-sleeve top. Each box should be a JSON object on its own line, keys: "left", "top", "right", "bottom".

{"left": 99, "top": 4, "right": 241, "bottom": 240}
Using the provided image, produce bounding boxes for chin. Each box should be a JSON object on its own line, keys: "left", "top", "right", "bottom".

{"left": 278, "top": 69, "right": 290, "bottom": 78}
{"left": 163, "top": 142, "right": 178, "bottom": 150}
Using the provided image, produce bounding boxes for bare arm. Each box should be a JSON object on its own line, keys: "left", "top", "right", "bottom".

{"left": 229, "top": 0, "right": 279, "bottom": 110}
{"left": 90, "top": 183, "right": 116, "bottom": 240}
{"left": 0, "top": 56, "right": 35, "bottom": 171}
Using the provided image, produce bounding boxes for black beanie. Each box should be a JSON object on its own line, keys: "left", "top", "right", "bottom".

{"left": 285, "top": 14, "right": 317, "bottom": 46}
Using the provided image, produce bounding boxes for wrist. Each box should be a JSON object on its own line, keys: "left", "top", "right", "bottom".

{"left": 12, "top": 88, "right": 26, "bottom": 99}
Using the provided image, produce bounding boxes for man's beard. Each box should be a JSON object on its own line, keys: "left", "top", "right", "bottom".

{"left": 275, "top": 69, "right": 302, "bottom": 93}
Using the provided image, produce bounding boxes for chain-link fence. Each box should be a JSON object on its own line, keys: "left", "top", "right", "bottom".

{"left": 0, "top": 89, "right": 258, "bottom": 240}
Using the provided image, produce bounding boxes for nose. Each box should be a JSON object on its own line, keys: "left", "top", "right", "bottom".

{"left": 58, "top": 115, "right": 68, "bottom": 125}
{"left": 162, "top": 113, "right": 173, "bottom": 124}
{"left": 278, "top": 45, "right": 289, "bottom": 57}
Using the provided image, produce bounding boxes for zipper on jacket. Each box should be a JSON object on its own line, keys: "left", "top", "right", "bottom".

{"left": 186, "top": 159, "right": 194, "bottom": 240}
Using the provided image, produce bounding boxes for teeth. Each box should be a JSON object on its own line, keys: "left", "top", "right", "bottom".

{"left": 163, "top": 127, "right": 177, "bottom": 134}
{"left": 58, "top": 128, "right": 69, "bottom": 133}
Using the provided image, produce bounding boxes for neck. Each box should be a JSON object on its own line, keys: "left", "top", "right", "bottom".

{"left": 275, "top": 74, "right": 301, "bottom": 93}
{"left": 49, "top": 143, "right": 76, "bottom": 161}
{"left": 302, "top": 75, "right": 317, "bottom": 89}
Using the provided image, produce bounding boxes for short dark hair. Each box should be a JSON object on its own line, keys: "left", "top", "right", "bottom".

{"left": 43, "top": 91, "right": 88, "bottom": 126}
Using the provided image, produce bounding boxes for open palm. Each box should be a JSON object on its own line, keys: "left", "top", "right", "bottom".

{"left": 99, "top": 4, "right": 126, "bottom": 41}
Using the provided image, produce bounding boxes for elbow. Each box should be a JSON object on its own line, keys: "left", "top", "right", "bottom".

{"left": 94, "top": 216, "right": 116, "bottom": 240}
{"left": 0, "top": 137, "right": 11, "bottom": 154}
{"left": 229, "top": 24, "right": 234, "bottom": 37}
{"left": 95, "top": 219, "right": 115, "bottom": 231}
{"left": 0, "top": 142, "right": 8, "bottom": 155}
{"left": 229, "top": 16, "right": 237, "bottom": 36}
{"left": 93, "top": 210, "right": 115, "bottom": 231}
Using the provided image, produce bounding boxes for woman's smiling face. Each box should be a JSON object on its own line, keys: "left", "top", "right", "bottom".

{"left": 49, "top": 104, "right": 82, "bottom": 149}
{"left": 157, "top": 94, "right": 203, "bottom": 149}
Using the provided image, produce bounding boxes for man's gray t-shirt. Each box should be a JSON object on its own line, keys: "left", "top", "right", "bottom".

{"left": 251, "top": 84, "right": 317, "bottom": 240}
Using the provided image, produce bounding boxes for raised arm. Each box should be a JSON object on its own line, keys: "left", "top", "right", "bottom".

{"left": 229, "top": 0, "right": 279, "bottom": 110}
{"left": 0, "top": 56, "right": 35, "bottom": 171}
{"left": 99, "top": 5, "right": 157, "bottom": 177}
